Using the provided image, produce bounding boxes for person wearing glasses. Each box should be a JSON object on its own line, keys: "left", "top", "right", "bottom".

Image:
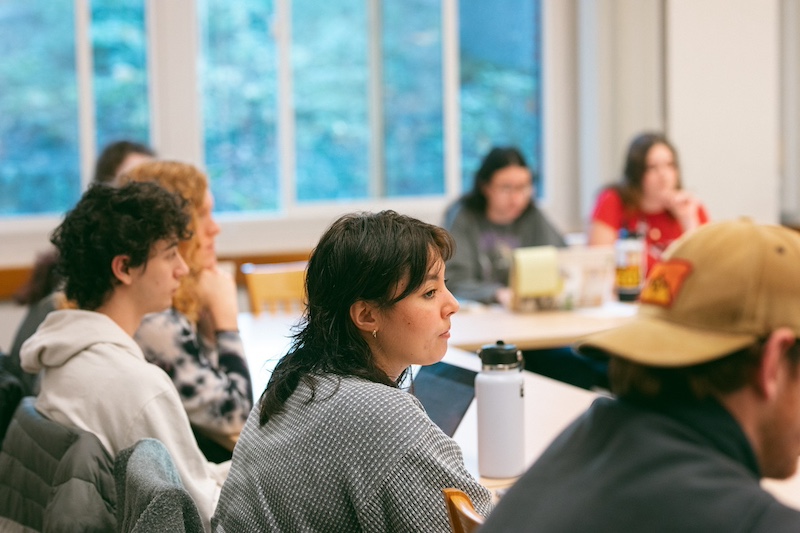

{"left": 444, "top": 147, "right": 610, "bottom": 391}
{"left": 443, "top": 146, "right": 566, "bottom": 308}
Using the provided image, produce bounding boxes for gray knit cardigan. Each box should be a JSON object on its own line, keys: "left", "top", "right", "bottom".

{"left": 213, "top": 374, "right": 492, "bottom": 532}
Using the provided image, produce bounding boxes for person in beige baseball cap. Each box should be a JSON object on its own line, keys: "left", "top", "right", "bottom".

{"left": 481, "top": 219, "right": 800, "bottom": 532}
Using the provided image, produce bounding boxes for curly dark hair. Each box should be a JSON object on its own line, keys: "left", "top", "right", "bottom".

{"left": 259, "top": 210, "right": 455, "bottom": 425}
{"left": 51, "top": 182, "right": 191, "bottom": 310}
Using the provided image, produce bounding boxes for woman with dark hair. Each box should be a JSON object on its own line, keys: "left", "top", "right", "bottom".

{"left": 93, "top": 139, "right": 155, "bottom": 184}
{"left": 212, "top": 211, "right": 491, "bottom": 532}
{"left": 445, "top": 147, "right": 607, "bottom": 391}
{"left": 589, "top": 132, "right": 709, "bottom": 271}
{"left": 444, "top": 146, "right": 565, "bottom": 306}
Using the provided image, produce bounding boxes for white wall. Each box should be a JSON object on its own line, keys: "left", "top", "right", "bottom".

{"left": 550, "top": 0, "right": 782, "bottom": 233}
{"left": 666, "top": 0, "right": 781, "bottom": 224}
{"left": 781, "top": 0, "right": 800, "bottom": 220}
{"left": 567, "top": 0, "right": 663, "bottom": 232}
{"left": 540, "top": 0, "right": 580, "bottom": 235}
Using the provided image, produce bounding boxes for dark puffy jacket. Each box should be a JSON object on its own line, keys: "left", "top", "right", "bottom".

{"left": 0, "top": 397, "right": 116, "bottom": 532}
{"left": 0, "top": 361, "right": 24, "bottom": 442}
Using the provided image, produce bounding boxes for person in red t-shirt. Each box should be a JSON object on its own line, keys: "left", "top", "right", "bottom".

{"left": 588, "top": 132, "right": 709, "bottom": 271}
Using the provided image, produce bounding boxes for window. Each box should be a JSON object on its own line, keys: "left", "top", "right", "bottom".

{"left": 0, "top": 1, "right": 80, "bottom": 216}
{"left": 199, "top": 0, "right": 541, "bottom": 213}
{"left": 199, "top": 0, "right": 279, "bottom": 212}
{"left": 0, "top": 0, "right": 149, "bottom": 217}
{"left": 291, "top": 0, "right": 371, "bottom": 202}
{"left": 1, "top": 0, "right": 541, "bottom": 217}
{"left": 91, "top": 1, "right": 149, "bottom": 151}
{"left": 459, "top": 0, "right": 542, "bottom": 192}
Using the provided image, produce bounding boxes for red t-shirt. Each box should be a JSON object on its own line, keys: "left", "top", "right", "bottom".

{"left": 591, "top": 188, "right": 709, "bottom": 271}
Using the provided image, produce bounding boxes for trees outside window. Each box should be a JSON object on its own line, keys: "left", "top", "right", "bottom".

{"left": 0, "top": 0, "right": 540, "bottom": 217}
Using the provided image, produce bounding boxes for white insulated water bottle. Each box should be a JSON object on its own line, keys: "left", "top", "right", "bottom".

{"left": 475, "top": 340, "right": 525, "bottom": 478}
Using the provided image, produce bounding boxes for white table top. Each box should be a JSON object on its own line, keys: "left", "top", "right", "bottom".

{"left": 449, "top": 301, "right": 638, "bottom": 351}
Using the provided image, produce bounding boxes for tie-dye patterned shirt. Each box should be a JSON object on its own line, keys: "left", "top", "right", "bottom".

{"left": 134, "top": 308, "right": 253, "bottom": 445}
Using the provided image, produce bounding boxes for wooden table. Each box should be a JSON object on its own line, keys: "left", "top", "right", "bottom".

{"left": 238, "top": 302, "right": 637, "bottom": 394}
{"left": 448, "top": 301, "right": 637, "bottom": 352}
{"left": 238, "top": 312, "right": 300, "bottom": 396}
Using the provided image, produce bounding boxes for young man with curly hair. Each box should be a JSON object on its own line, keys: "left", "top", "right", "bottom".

{"left": 20, "top": 182, "right": 228, "bottom": 529}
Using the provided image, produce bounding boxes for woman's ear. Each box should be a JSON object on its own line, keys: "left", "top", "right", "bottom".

{"left": 111, "top": 255, "right": 133, "bottom": 285}
{"left": 350, "top": 300, "right": 379, "bottom": 335}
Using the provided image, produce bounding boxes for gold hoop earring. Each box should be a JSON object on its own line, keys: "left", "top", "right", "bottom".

{"left": 372, "top": 330, "right": 377, "bottom": 339}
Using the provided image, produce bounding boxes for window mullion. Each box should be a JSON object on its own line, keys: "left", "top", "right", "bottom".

{"left": 275, "top": 0, "right": 297, "bottom": 213}
{"left": 146, "top": 0, "right": 203, "bottom": 166}
{"left": 368, "top": 0, "right": 385, "bottom": 198}
{"left": 442, "top": 0, "right": 461, "bottom": 199}
{"left": 75, "top": 0, "right": 96, "bottom": 191}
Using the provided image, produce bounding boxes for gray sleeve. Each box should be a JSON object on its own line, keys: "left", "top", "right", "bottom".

{"left": 372, "top": 427, "right": 493, "bottom": 532}
{"left": 539, "top": 212, "right": 567, "bottom": 247}
{"left": 445, "top": 208, "right": 503, "bottom": 304}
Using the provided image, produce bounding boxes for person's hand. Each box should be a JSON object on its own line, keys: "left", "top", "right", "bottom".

{"left": 495, "top": 287, "right": 514, "bottom": 309}
{"left": 665, "top": 190, "right": 701, "bottom": 232}
{"left": 196, "top": 266, "right": 239, "bottom": 331}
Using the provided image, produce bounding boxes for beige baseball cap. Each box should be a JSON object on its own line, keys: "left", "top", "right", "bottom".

{"left": 577, "top": 219, "right": 800, "bottom": 367}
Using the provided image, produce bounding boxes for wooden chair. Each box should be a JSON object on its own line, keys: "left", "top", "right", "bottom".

{"left": 241, "top": 261, "right": 307, "bottom": 316}
{"left": 442, "top": 488, "right": 484, "bottom": 533}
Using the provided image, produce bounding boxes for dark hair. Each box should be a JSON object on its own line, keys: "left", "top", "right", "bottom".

{"left": 259, "top": 210, "right": 455, "bottom": 425}
{"left": 12, "top": 248, "right": 60, "bottom": 305}
{"left": 50, "top": 182, "right": 190, "bottom": 310}
{"left": 614, "top": 132, "right": 681, "bottom": 209}
{"left": 461, "top": 146, "right": 532, "bottom": 213}
{"left": 93, "top": 140, "right": 155, "bottom": 185}
{"left": 608, "top": 339, "right": 800, "bottom": 403}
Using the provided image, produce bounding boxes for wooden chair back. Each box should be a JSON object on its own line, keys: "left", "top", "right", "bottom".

{"left": 241, "top": 261, "right": 307, "bottom": 316}
{"left": 442, "top": 488, "right": 484, "bottom": 533}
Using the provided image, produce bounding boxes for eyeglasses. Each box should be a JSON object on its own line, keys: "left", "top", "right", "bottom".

{"left": 489, "top": 182, "right": 533, "bottom": 195}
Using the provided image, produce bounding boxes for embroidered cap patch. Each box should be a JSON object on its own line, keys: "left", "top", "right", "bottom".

{"left": 640, "top": 259, "right": 693, "bottom": 308}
